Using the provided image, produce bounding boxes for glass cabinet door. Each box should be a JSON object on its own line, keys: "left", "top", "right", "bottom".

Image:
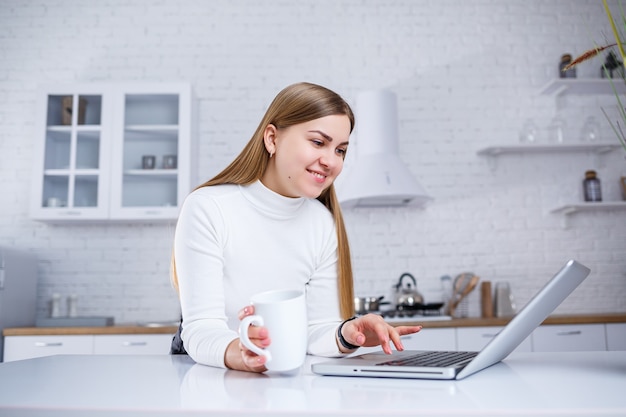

{"left": 110, "top": 89, "right": 187, "bottom": 220}
{"left": 35, "top": 93, "right": 108, "bottom": 219}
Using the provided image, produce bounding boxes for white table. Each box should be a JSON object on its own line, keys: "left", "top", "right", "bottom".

{"left": 0, "top": 351, "right": 624, "bottom": 416}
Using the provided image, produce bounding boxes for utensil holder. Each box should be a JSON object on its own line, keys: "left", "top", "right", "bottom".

{"left": 454, "top": 297, "right": 469, "bottom": 318}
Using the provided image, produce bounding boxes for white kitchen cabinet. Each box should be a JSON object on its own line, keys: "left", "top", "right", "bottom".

{"left": 31, "top": 83, "right": 194, "bottom": 222}
{"left": 3, "top": 333, "right": 174, "bottom": 362}
{"left": 456, "top": 326, "right": 532, "bottom": 353}
{"left": 3, "top": 335, "right": 93, "bottom": 362}
{"left": 93, "top": 334, "right": 172, "bottom": 355}
{"left": 605, "top": 323, "right": 626, "bottom": 351}
{"left": 401, "top": 328, "right": 456, "bottom": 351}
{"left": 531, "top": 324, "right": 606, "bottom": 352}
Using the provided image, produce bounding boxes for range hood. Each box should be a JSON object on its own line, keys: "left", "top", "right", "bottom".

{"left": 335, "top": 90, "right": 432, "bottom": 208}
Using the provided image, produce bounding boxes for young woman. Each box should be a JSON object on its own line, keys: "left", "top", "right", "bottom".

{"left": 171, "top": 82, "right": 421, "bottom": 372}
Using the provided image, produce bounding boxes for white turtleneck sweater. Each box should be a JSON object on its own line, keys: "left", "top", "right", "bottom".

{"left": 174, "top": 180, "right": 345, "bottom": 368}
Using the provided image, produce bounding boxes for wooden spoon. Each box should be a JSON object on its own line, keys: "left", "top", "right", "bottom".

{"left": 448, "top": 274, "right": 480, "bottom": 316}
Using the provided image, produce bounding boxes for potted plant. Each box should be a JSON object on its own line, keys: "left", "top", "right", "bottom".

{"left": 563, "top": 0, "right": 626, "bottom": 156}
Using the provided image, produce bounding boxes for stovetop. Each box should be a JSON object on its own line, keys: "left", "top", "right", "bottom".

{"left": 360, "top": 309, "right": 452, "bottom": 323}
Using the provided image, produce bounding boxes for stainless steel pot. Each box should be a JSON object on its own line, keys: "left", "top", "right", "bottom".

{"left": 354, "top": 296, "right": 388, "bottom": 314}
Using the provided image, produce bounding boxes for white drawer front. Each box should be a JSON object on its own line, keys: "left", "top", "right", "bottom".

{"left": 3, "top": 335, "right": 93, "bottom": 362}
{"left": 93, "top": 334, "right": 172, "bottom": 355}
{"left": 456, "top": 326, "right": 532, "bottom": 353}
{"left": 532, "top": 324, "right": 606, "bottom": 352}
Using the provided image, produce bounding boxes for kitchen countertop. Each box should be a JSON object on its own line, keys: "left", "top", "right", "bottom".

{"left": 0, "top": 351, "right": 623, "bottom": 416}
{"left": 3, "top": 313, "right": 625, "bottom": 336}
{"left": 409, "top": 312, "right": 626, "bottom": 328}
{"left": 2, "top": 324, "right": 180, "bottom": 336}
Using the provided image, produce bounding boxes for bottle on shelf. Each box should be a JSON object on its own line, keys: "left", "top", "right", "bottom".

{"left": 559, "top": 54, "right": 576, "bottom": 78}
{"left": 583, "top": 170, "right": 602, "bottom": 202}
{"left": 50, "top": 293, "right": 61, "bottom": 318}
{"left": 67, "top": 294, "right": 78, "bottom": 318}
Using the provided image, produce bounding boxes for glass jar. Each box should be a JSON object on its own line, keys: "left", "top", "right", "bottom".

{"left": 580, "top": 116, "right": 600, "bottom": 142}
{"left": 519, "top": 119, "right": 538, "bottom": 143}
{"left": 548, "top": 116, "right": 566, "bottom": 144}
{"left": 583, "top": 170, "right": 602, "bottom": 202}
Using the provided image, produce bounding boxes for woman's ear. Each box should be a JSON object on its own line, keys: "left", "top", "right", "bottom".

{"left": 263, "top": 124, "right": 278, "bottom": 156}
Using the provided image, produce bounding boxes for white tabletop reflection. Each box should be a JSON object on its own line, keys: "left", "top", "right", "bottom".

{"left": 0, "top": 351, "right": 624, "bottom": 416}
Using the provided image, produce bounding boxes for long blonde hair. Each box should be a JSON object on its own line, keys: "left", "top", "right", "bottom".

{"left": 172, "top": 82, "right": 356, "bottom": 319}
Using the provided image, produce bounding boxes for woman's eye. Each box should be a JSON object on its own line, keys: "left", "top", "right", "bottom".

{"left": 336, "top": 148, "right": 347, "bottom": 157}
{"left": 311, "top": 139, "right": 324, "bottom": 146}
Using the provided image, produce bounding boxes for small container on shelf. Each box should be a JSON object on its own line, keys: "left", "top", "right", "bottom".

{"left": 559, "top": 54, "right": 576, "bottom": 78}
{"left": 601, "top": 51, "right": 624, "bottom": 79}
{"left": 50, "top": 293, "right": 61, "bottom": 318}
{"left": 583, "top": 170, "right": 602, "bottom": 202}
{"left": 67, "top": 294, "right": 78, "bottom": 318}
{"left": 142, "top": 155, "right": 156, "bottom": 169}
{"left": 163, "top": 154, "right": 177, "bottom": 169}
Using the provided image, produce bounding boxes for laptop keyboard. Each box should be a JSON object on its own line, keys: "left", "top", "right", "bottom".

{"left": 377, "top": 351, "right": 478, "bottom": 368}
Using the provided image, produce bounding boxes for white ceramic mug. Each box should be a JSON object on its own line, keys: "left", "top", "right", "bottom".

{"left": 238, "top": 289, "right": 307, "bottom": 372}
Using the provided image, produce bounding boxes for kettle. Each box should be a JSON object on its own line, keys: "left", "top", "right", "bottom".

{"left": 394, "top": 273, "right": 424, "bottom": 310}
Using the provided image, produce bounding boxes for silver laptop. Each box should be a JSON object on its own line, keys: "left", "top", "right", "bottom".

{"left": 312, "top": 259, "right": 590, "bottom": 380}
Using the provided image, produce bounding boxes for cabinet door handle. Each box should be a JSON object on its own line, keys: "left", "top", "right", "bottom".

{"left": 122, "top": 341, "right": 148, "bottom": 347}
{"left": 61, "top": 211, "right": 83, "bottom": 216}
{"left": 481, "top": 333, "right": 499, "bottom": 338}
{"left": 35, "top": 342, "right": 63, "bottom": 347}
{"left": 556, "top": 330, "right": 582, "bottom": 336}
{"left": 143, "top": 210, "right": 162, "bottom": 215}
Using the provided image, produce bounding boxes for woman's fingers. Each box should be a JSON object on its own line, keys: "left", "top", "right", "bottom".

{"left": 344, "top": 314, "right": 422, "bottom": 354}
{"left": 387, "top": 325, "right": 421, "bottom": 352}
{"left": 237, "top": 324, "right": 271, "bottom": 372}
{"left": 239, "top": 340, "right": 267, "bottom": 369}
{"left": 247, "top": 325, "right": 271, "bottom": 347}
{"left": 234, "top": 304, "right": 272, "bottom": 372}
{"left": 395, "top": 325, "right": 423, "bottom": 336}
{"left": 237, "top": 305, "right": 255, "bottom": 320}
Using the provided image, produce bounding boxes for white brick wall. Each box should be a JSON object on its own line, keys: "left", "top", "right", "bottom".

{"left": 0, "top": 0, "right": 624, "bottom": 323}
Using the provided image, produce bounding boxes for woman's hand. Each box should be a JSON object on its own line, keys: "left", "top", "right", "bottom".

{"left": 224, "top": 305, "right": 271, "bottom": 372}
{"left": 338, "top": 314, "right": 422, "bottom": 354}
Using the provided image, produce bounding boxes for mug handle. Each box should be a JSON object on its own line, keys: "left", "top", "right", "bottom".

{"left": 238, "top": 315, "right": 272, "bottom": 362}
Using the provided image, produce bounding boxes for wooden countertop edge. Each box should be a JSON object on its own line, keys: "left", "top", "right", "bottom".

{"left": 3, "top": 313, "right": 625, "bottom": 336}
{"left": 404, "top": 313, "right": 626, "bottom": 328}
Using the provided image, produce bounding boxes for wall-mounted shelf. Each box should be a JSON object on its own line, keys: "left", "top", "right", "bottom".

{"left": 551, "top": 201, "right": 626, "bottom": 215}
{"left": 477, "top": 143, "right": 620, "bottom": 170}
{"left": 550, "top": 202, "right": 626, "bottom": 228}
{"left": 477, "top": 143, "right": 620, "bottom": 156}
{"left": 539, "top": 78, "right": 626, "bottom": 96}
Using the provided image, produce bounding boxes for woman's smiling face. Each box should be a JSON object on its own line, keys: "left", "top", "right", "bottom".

{"left": 261, "top": 114, "right": 351, "bottom": 199}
